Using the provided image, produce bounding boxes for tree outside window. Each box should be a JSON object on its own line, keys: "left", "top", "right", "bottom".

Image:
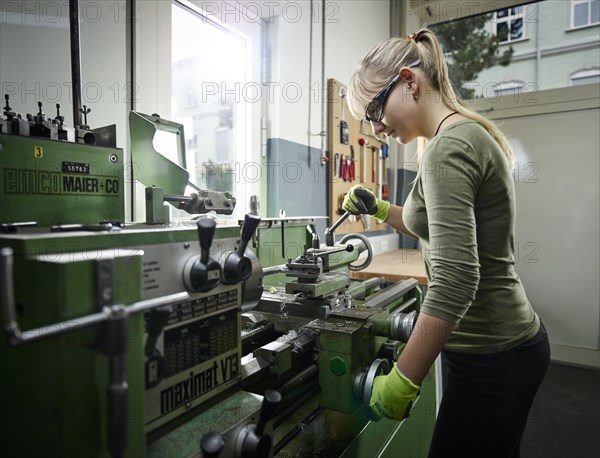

{"left": 431, "top": 14, "right": 513, "bottom": 100}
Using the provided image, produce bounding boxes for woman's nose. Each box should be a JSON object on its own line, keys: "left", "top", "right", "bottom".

{"left": 370, "top": 121, "right": 386, "bottom": 136}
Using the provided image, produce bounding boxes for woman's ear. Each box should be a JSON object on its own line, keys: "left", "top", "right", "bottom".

{"left": 399, "top": 67, "right": 415, "bottom": 84}
{"left": 400, "top": 68, "right": 419, "bottom": 98}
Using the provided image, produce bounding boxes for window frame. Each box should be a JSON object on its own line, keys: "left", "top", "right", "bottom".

{"left": 571, "top": 0, "right": 600, "bottom": 29}
{"left": 493, "top": 5, "right": 527, "bottom": 44}
{"left": 134, "top": 0, "right": 264, "bottom": 220}
{"left": 493, "top": 81, "right": 526, "bottom": 97}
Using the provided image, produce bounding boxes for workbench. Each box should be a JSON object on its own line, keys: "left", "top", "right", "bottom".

{"left": 350, "top": 248, "right": 428, "bottom": 285}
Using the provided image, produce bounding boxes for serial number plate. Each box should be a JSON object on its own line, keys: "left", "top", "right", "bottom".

{"left": 62, "top": 161, "right": 90, "bottom": 174}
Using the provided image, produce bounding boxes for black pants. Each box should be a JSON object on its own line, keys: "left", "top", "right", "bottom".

{"left": 428, "top": 323, "right": 550, "bottom": 458}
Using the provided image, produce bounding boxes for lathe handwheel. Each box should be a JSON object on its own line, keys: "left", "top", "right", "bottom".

{"left": 339, "top": 232, "right": 373, "bottom": 271}
{"left": 363, "top": 358, "right": 391, "bottom": 406}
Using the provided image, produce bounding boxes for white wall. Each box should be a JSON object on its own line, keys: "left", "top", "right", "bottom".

{"left": 266, "top": 0, "right": 390, "bottom": 147}
{"left": 474, "top": 85, "right": 600, "bottom": 367}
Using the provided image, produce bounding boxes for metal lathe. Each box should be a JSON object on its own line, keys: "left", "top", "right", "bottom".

{"left": 0, "top": 105, "right": 436, "bottom": 458}
{"left": 0, "top": 5, "right": 435, "bottom": 454}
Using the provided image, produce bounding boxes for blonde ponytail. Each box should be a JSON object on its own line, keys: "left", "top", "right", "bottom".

{"left": 348, "top": 29, "right": 514, "bottom": 164}
{"left": 413, "top": 29, "right": 514, "bottom": 164}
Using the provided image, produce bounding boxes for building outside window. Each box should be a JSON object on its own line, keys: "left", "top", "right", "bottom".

{"left": 572, "top": 0, "right": 600, "bottom": 28}
{"left": 433, "top": 1, "right": 600, "bottom": 99}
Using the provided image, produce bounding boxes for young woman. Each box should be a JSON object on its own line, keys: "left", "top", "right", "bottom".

{"left": 343, "top": 29, "right": 550, "bottom": 458}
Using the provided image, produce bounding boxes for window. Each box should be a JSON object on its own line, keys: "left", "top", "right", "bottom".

{"left": 572, "top": 0, "right": 600, "bottom": 28}
{"left": 172, "top": 1, "right": 244, "bottom": 198}
{"left": 170, "top": 1, "right": 262, "bottom": 218}
{"left": 494, "top": 6, "right": 526, "bottom": 43}
{"left": 571, "top": 68, "right": 600, "bottom": 85}
{"left": 430, "top": 1, "right": 599, "bottom": 98}
{"left": 493, "top": 81, "right": 525, "bottom": 96}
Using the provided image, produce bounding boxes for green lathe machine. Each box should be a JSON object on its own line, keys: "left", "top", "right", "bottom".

{"left": 0, "top": 6, "right": 436, "bottom": 454}
{"left": 0, "top": 109, "right": 436, "bottom": 458}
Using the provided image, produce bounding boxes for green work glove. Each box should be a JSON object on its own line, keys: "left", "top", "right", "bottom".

{"left": 343, "top": 184, "right": 391, "bottom": 222}
{"left": 370, "top": 364, "right": 420, "bottom": 421}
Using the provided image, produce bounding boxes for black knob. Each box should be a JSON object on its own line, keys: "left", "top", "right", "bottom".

{"left": 145, "top": 305, "right": 172, "bottom": 339}
{"left": 3, "top": 94, "right": 12, "bottom": 115}
{"left": 255, "top": 389, "right": 281, "bottom": 436}
{"left": 239, "top": 213, "right": 261, "bottom": 252}
{"left": 324, "top": 228, "right": 334, "bottom": 247}
{"left": 222, "top": 253, "right": 251, "bottom": 284}
{"left": 80, "top": 105, "right": 91, "bottom": 127}
{"left": 34, "top": 101, "right": 45, "bottom": 124}
{"left": 306, "top": 224, "right": 320, "bottom": 249}
{"left": 222, "top": 214, "right": 260, "bottom": 284}
{"left": 144, "top": 305, "right": 172, "bottom": 389}
{"left": 189, "top": 218, "right": 222, "bottom": 292}
{"left": 54, "top": 103, "right": 64, "bottom": 125}
{"left": 198, "top": 218, "right": 216, "bottom": 263}
{"left": 241, "top": 389, "right": 282, "bottom": 458}
{"left": 200, "top": 432, "right": 225, "bottom": 458}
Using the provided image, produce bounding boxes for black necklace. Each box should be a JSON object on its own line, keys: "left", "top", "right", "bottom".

{"left": 434, "top": 111, "right": 458, "bottom": 136}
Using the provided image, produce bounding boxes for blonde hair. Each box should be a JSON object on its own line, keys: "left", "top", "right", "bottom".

{"left": 347, "top": 29, "right": 514, "bottom": 163}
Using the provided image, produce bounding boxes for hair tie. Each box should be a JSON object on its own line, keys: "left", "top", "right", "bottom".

{"left": 408, "top": 32, "right": 417, "bottom": 41}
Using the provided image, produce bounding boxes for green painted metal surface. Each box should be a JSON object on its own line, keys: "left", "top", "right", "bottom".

{"left": 147, "top": 391, "right": 262, "bottom": 457}
{"left": 0, "top": 247, "right": 145, "bottom": 457}
{"left": 1, "top": 223, "right": 244, "bottom": 457}
{"left": 129, "top": 112, "right": 189, "bottom": 195}
{"left": 0, "top": 217, "right": 435, "bottom": 457}
{"left": 0, "top": 223, "right": 240, "bottom": 258}
{"left": 0, "top": 133, "right": 124, "bottom": 226}
{"left": 254, "top": 222, "right": 311, "bottom": 287}
{"left": 285, "top": 272, "right": 350, "bottom": 297}
{"left": 308, "top": 318, "right": 385, "bottom": 414}
{"left": 330, "top": 356, "right": 347, "bottom": 376}
{"left": 271, "top": 365, "right": 437, "bottom": 458}
{"left": 340, "top": 367, "right": 437, "bottom": 458}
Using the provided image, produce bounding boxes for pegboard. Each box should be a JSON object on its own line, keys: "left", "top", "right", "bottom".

{"left": 327, "top": 78, "right": 391, "bottom": 235}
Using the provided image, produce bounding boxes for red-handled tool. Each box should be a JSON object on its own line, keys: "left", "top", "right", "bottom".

{"left": 370, "top": 146, "right": 377, "bottom": 182}
{"left": 381, "top": 143, "right": 389, "bottom": 198}
{"left": 340, "top": 156, "right": 348, "bottom": 181}
{"left": 349, "top": 145, "right": 355, "bottom": 182}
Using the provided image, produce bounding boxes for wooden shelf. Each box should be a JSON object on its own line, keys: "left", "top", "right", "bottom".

{"left": 350, "top": 249, "right": 428, "bottom": 286}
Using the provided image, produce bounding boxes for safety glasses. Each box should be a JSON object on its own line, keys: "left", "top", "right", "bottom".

{"left": 364, "top": 59, "right": 421, "bottom": 123}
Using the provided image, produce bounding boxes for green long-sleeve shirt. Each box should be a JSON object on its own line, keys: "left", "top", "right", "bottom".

{"left": 403, "top": 120, "right": 540, "bottom": 353}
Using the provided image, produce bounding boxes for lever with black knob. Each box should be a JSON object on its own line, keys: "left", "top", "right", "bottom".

{"left": 306, "top": 224, "right": 320, "bottom": 249}
{"left": 198, "top": 390, "right": 281, "bottom": 458}
{"left": 186, "top": 218, "right": 222, "bottom": 292}
{"left": 221, "top": 213, "right": 261, "bottom": 284}
{"left": 144, "top": 305, "right": 172, "bottom": 388}
{"left": 240, "top": 389, "right": 282, "bottom": 458}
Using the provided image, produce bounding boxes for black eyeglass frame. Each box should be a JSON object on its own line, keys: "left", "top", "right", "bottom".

{"left": 364, "top": 58, "right": 421, "bottom": 123}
